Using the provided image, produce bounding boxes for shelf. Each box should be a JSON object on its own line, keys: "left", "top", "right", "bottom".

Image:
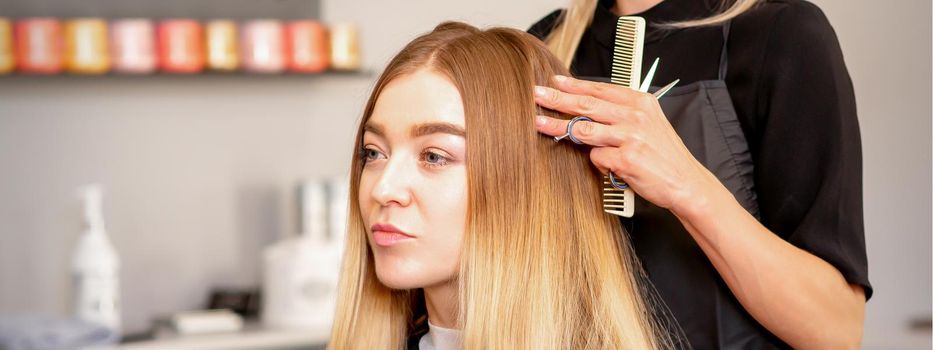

{"left": 0, "top": 0, "right": 322, "bottom": 20}
{"left": 0, "top": 70, "right": 375, "bottom": 80}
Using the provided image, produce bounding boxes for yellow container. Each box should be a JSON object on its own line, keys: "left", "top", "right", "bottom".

{"left": 64, "top": 18, "right": 111, "bottom": 74}
{"left": 0, "top": 18, "right": 14, "bottom": 74}
{"left": 329, "top": 23, "right": 360, "bottom": 71}
{"left": 205, "top": 20, "right": 239, "bottom": 71}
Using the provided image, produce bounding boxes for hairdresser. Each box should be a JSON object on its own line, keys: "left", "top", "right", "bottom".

{"left": 528, "top": 0, "right": 870, "bottom": 348}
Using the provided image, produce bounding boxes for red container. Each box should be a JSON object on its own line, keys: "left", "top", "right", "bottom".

{"left": 157, "top": 19, "right": 204, "bottom": 73}
{"left": 285, "top": 20, "right": 329, "bottom": 73}
{"left": 15, "top": 18, "right": 64, "bottom": 74}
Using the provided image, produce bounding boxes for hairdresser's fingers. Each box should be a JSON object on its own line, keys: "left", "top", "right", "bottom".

{"left": 551, "top": 75, "right": 655, "bottom": 108}
{"left": 589, "top": 146, "right": 636, "bottom": 180}
{"left": 533, "top": 86, "right": 624, "bottom": 125}
{"left": 534, "top": 115, "right": 624, "bottom": 147}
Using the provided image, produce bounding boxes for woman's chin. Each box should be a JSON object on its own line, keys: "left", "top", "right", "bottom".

{"left": 374, "top": 259, "right": 445, "bottom": 290}
{"left": 375, "top": 269, "right": 424, "bottom": 290}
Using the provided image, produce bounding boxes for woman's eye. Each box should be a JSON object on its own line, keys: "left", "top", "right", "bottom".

{"left": 361, "top": 147, "right": 385, "bottom": 163}
{"left": 420, "top": 150, "right": 450, "bottom": 167}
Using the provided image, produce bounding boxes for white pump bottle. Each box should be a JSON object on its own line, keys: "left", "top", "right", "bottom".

{"left": 72, "top": 184, "right": 121, "bottom": 336}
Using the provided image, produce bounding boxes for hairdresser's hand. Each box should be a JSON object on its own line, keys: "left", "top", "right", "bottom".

{"left": 533, "top": 75, "right": 725, "bottom": 213}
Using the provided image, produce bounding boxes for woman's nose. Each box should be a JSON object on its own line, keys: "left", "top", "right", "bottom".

{"left": 371, "top": 156, "right": 413, "bottom": 207}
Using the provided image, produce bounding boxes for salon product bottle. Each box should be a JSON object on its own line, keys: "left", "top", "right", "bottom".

{"left": 158, "top": 19, "right": 204, "bottom": 73}
{"left": 72, "top": 184, "right": 121, "bottom": 338}
{"left": 64, "top": 18, "right": 110, "bottom": 74}
{"left": 15, "top": 18, "right": 63, "bottom": 74}
{"left": 285, "top": 20, "right": 328, "bottom": 73}
{"left": 241, "top": 20, "right": 285, "bottom": 73}
{"left": 328, "top": 23, "right": 360, "bottom": 71}
{"left": 205, "top": 20, "right": 239, "bottom": 72}
{"left": 110, "top": 19, "right": 156, "bottom": 74}
{"left": 262, "top": 180, "right": 341, "bottom": 331}
{"left": 0, "top": 18, "right": 14, "bottom": 74}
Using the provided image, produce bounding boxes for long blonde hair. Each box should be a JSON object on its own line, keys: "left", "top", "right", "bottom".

{"left": 329, "top": 22, "right": 671, "bottom": 349}
{"left": 547, "top": 0, "right": 760, "bottom": 68}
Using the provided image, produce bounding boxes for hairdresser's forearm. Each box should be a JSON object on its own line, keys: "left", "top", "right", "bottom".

{"left": 670, "top": 172, "right": 865, "bottom": 349}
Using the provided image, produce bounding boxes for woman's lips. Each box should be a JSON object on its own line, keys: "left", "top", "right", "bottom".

{"left": 371, "top": 223, "right": 415, "bottom": 247}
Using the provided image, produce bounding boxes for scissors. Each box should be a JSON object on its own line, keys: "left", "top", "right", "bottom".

{"left": 639, "top": 57, "right": 679, "bottom": 99}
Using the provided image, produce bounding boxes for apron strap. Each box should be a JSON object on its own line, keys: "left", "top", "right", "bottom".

{"left": 718, "top": 20, "right": 732, "bottom": 81}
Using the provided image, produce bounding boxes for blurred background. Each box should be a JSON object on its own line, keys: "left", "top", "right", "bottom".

{"left": 0, "top": 0, "right": 929, "bottom": 349}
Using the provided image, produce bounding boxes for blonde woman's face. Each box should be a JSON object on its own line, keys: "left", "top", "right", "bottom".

{"left": 359, "top": 69, "right": 468, "bottom": 290}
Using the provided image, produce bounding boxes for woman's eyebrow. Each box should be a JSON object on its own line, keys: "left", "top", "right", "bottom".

{"left": 410, "top": 122, "right": 466, "bottom": 138}
{"left": 363, "top": 123, "right": 385, "bottom": 137}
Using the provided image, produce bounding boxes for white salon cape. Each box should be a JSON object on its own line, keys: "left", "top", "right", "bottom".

{"left": 417, "top": 321, "right": 461, "bottom": 350}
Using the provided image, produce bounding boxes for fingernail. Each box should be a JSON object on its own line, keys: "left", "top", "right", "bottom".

{"left": 534, "top": 86, "right": 547, "bottom": 98}
{"left": 535, "top": 115, "right": 547, "bottom": 126}
{"left": 554, "top": 75, "right": 568, "bottom": 83}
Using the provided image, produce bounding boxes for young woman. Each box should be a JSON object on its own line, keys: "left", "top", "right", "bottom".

{"left": 328, "top": 22, "right": 674, "bottom": 349}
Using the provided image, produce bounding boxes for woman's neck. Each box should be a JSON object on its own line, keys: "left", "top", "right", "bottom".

{"left": 613, "top": 0, "right": 665, "bottom": 15}
{"left": 423, "top": 280, "right": 459, "bottom": 329}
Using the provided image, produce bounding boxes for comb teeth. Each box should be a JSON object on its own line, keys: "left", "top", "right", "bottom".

{"left": 603, "top": 176, "right": 635, "bottom": 217}
{"left": 604, "top": 16, "right": 645, "bottom": 218}
{"left": 611, "top": 17, "right": 646, "bottom": 89}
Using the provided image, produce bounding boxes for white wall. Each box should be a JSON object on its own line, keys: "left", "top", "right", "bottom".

{"left": 0, "top": 0, "right": 928, "bottom": 348}
{"left": 809, "top": 0, "right": 932, "bottom": 348}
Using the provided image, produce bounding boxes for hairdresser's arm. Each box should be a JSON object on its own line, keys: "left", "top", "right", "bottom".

{"left": 532, "top": 76, "right": 865, "bottom": 349}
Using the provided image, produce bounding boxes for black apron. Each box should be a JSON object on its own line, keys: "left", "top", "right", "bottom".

{"left": 582, "top": 22, "right": 787, "bottom": 349}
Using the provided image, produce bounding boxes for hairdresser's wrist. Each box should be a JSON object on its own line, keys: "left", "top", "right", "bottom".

{"left": 669, "top": 166, "right": 736, "bottom": 226}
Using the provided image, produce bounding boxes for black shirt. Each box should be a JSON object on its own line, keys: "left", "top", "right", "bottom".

{"left": 529, "top": 0, "right": 872, "bottom": 345}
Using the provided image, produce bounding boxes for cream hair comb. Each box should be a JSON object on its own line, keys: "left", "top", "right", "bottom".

{"left": 602, "top": 16, "right": 646, "bottom": 218}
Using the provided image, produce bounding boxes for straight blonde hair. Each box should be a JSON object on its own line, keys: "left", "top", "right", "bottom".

{"left": 547, "top": 0, "right": 760, "bottom": 68}
{"left": 329, "top": 22, "right": 672, "bottom": 349}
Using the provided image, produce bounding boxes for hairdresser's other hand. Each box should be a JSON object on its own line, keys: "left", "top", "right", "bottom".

{"left": 533, "top": 75, "right": 725, "bottom": 214}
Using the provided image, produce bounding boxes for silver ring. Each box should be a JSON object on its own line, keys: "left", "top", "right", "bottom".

{"left": 555, "top": 116, "right": 592, "bottom": 144}
{"left": 609, "top": 172, "right": 629, "bottom": 190}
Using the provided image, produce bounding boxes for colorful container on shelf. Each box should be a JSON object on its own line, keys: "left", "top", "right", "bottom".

{"left": 241, "top": 20, "right": 285, "bottom": 73}
{"left": 64, "top": 18, "right": 110, "bottom": 74}
{"left": 15, "top": 18, "right": 64, "bottom": 74}
{"left": 329, "top": 23, "right": 360, "bottom": 71}
{"left": 157, "top": 19, "right": 204, "bottom": 73}
{"left": 110, "top": 19, "right": 156, "bottom": 74}
{"left": 205, "top": 20, "right": 239, "bottom": 72}
{"left": 2, "top": 17, "right": 359, "bottom": 75}
{"left": 0, "top": 18, "right": 14, "bottom": 74}
{"left": 285, "top": 20, "right": 328, "bottom": 73}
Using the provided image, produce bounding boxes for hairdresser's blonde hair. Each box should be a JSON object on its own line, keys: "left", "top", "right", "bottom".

{"left": 547, "top": 0, "right": 759, "bottom": 68}
{"left": 329, "top": 22, "right": 670, "bottom": 349}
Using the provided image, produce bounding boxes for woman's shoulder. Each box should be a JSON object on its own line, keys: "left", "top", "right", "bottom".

{"left": 735, "top": 0, "right": 838, "bottom": 43}
{"left": 734, "top": 0, "right": 844, "bottom": 72}
{"left": 744, "top": 0, "right": 829, "bottom": 18}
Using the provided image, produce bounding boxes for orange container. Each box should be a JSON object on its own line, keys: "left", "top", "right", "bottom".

{"left": 329, "top": 23, "right": 360, "bottom": 71}
{"left": 158, "top": 19, "right": 204, "bottom": 73}
{"left": 64, "top": 18, "right": 111, "bottom": 74}
{"left": 241, "top": 20, "right": 285, "bottom": 73}
{"left": 0, "top": 18, "right": 14, "bottom": 74}
{"left": 15, "top": 18, "right": 63, "bottom": 74}
{"left": 110, "top": 19, "right": 156, "bottom": 74}
{"left": 205, "top": 20, "right": 239, "bottom": 71}
{"left": 285, "top": 20, "right": 329, "bottom": 73}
